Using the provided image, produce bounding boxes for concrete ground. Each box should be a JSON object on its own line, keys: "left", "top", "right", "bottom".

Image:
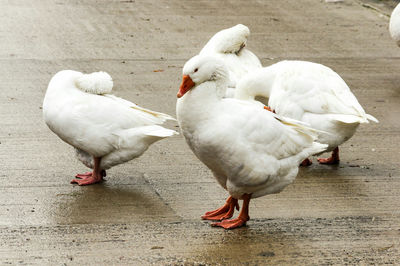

{"left": 1, "top": 0, "right": 399, "bottom": 264}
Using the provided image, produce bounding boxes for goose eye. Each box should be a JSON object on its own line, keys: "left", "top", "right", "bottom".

{"left": 194, "top": 68, "right": 198, "bottom": 73}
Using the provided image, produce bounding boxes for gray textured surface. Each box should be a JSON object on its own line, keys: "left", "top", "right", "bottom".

{"left": 0, "top": 0, "right": 399, "bottom": 264}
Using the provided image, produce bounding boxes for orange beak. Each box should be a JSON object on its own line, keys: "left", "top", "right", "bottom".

{"left": 177, "top": 75, "right": 195, "bottom": 98}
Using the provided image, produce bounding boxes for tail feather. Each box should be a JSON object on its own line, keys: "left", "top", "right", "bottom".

{"left": 130, "top": 106, "right": 177, "bottom": 122}
{"left": 330, "top": 113, "right": 378, "bottom": 124}
{"left": 103, "top": 94, "right": 177, "bottom": 123}
{"left": 308, "top": 142, "right": 328, "bottom": 157}
{"left": 365, "top": 114, "right": 379, "bottom": 123}
{"left": 140, "top": 125, "right": 179, "bottom": 138}
{"left": 273, "top": 113, "right": 330, "bottom": 139}
{"left": 331, "top": 114, "right": 366, "bottom": 124}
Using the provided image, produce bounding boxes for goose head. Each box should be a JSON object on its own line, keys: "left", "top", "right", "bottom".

{"left": 177, "top": 55, "right": 229, "bottom": 98}
{"left": 200, "top": 24, "right": 250, "bottom": 55}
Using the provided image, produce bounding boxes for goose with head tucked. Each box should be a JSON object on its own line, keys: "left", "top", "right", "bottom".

{"left": 199, "top": 24, "right": 262, "bottom": 96}
{"left": 235, "top": 60, "right": 378, "bottom": 166}
{"left": 43, "top": 70, "right": 177, "bottom": 185}
{"left": 390, "top": 3, "right": 400, "bottom": 46}
{"left": 176, "top": 55, "right": 327, "bottom": 229}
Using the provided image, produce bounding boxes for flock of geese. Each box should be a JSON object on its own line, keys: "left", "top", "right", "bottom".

{"left": 43, "top": 4, "right": 400, "bottom": 229}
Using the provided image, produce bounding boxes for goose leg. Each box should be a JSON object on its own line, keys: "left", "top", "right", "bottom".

{"left": 202, "top": 196, "right": 239, "bottom": 221}
{"left": 71, "top": 157, "right": 104, "bottom": 185}
{"left": 318, "top": 147, "right": 340, "bottom": 164}
{"left": 212, "top": 194, "right": 251, "bottom": 229}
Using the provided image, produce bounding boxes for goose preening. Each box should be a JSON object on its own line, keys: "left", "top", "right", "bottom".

{"left": 390, "top": 3, "right": 400, "bottom": 46}
{"left": 176, "top": 56, "right": 327, "bottom": 229}
{"left": 235, "top": 60, "right": 378, "bottom": 165}
{"left": 43, "top": 70, "right": 177, "bottom": 185}
{"left": 199, "top": 24, "right": 262, "bottom": 96}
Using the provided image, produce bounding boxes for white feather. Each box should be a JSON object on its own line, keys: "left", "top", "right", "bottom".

{"left": 199, "top": 24, "right": 262, "bottom": 90}
{"left": 75, "top": 71, "right": 113, "bottom": 95}
{"left": 200, "top": 24, "right": 250, "bottom": 54}
{"left": 390, "top": 3, "right": 400, "bottom": 46}
{"left": 43, "top": 70, "right": 178, "bottom": 172}
{"left": 176, "top": 56, "right": 327, "bottom": 199}
{"left": 235, "top": 60, "right": 378, "bottom": 153}
{"left": 75, "top": 125, "right": 177, "bottom": 170}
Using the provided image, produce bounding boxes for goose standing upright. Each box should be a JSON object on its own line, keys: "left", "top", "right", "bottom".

{"left": 176, "top": 55, "right": 327, "bottom": 229}
{"left": 235, "top": 60, "right": 378, "bottom": 165}
{"left": 199, "top": 24, "right": 262, "bottom": 96}
{"left": 390, "top": 3, "right": 400, "bottom": 46}
{"left": 43, "top": 70, "right": 177, "bottom": 185}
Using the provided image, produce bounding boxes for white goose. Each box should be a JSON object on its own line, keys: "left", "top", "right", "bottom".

{"left": 390, "top": 3, "right": 400, "bottom": 46}
{"left": 43, "top": 70, "right": 177, "bottom": 185}
{"left": 176, "top": 56, "right": 327, "bottom": 229}
{"left": 199, "top": 24, "right": 262, "bottom": 96}
{"left": 235, "top": 60, "right": 378, "bottom": 165}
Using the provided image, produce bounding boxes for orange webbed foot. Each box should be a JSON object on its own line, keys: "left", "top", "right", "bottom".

{"left": 209, "top": 194, "right": 251, "bottom": 230}
{"left": 71, "top": 171, "right": 104, "bottom": 186}
{"left": 75, "top": 172, "right": 92, "bottom": 178}
{"left": 211, "top": 216, "right": 249, "bottom": 229}
{"left": 202, "top": 196, "right": 239, "bottom": 221}
{"left": 318, "top": 147, "right": 340, "bottom": 165}
{"left": 317, "top": 157, "right": 339, "bottom": 164}
{"left": 71, "top": 175, "right": 102, "bottom": 186}
{"left": 300, "top": 158, "right": 312, "bottom": 167}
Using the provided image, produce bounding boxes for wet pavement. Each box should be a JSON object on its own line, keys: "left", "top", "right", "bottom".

{"left": 0, "top": 0, "right": 399, "bottom": 264}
